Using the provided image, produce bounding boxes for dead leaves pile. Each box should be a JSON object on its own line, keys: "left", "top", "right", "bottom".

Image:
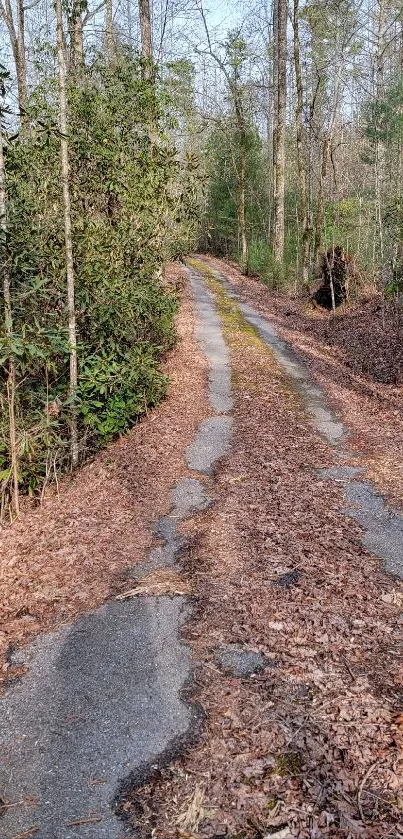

{"left": 123, "top": 267, "right": 403, "bottom": 838}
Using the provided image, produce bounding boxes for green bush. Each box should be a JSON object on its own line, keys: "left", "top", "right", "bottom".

{"left": 0, "top": 51, "right": 195, "bottom": 499}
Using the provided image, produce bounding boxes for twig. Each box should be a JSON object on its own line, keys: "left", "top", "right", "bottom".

{"left": 0, "top": 799, "right": 25, "bottom": 810}
{"left": 10, "top": 827, "right": 39, "bottom": 839}
{"left": 357, "top": 760, "right": 379, "bottom": 822}
{"left": 65, "top": 815, "right": 102, "bottom": 826}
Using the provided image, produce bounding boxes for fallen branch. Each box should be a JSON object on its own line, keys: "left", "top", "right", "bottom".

{"left": 65, "top": 815, "right": 102, "bottom": 826}
{"left": 10, "top": 827, "right": 39, "bottom": 839}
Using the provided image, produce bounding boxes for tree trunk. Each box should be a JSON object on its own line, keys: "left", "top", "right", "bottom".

{"left": 1, "top": 0, "right": 28, "bottom": 121}
{"left": 0, "top": 107, "right": 20, "bottom": 516}
{"left": 105, "top": 0, "right": 115, "bottom": 62}
{"left": 313, "top": 65, "right": 342, "bottom": 265}
{"left": 273, "top": 0, "right": 287, "bottom": 263}
{"left": 69, "top": 0, "right": 85, "bottom": 69}
{"left": 234, "top": 94, "right": 248, "bottom": 275}
{"left": 138, "top": 0, "right": 153, "bottom": 82}
{"left": 270, "top": 0, "right": 278, "bottom": 245}
{"left": 314, "top": 135, "right": 330, "bottom": 263}
{"left": 292, "top": 0, "right": 311, "bottom": 285}
{"left": 16, "top": 0, "right": 28, "bottom": 118}
{"left": 55, "top": 0, "right": 79, "bottom": 468}
{"left": 139, "top": 0, "right": 152, "bottom": 59}
{"left": 238, "top": 124, "right": 248, "bottom": 274}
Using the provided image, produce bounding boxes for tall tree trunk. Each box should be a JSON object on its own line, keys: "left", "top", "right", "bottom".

{"left": 313, "top": 66, "right": 342, "bottom": 265}
{"left": 16, "top": 0, "right": 28, "bottom": 119}
{"left": 105, "top": 0, "right": 115, "bottom": 61}
{"left": 273, "top": 0, "right": 287, "bottom": 263}
{"left": 238, "top": 123, "right": 248, "bottom": 274}
{"left": 69, "top": 0, "right": 85, "bottom": 69}
{"left": 139, "top": 0, "right": 152, "bottom": 59}
{"left": 270, "top": 0, "right": 278, "bottom": 245}
{"left": 1, "top": 0, "right": 28, "bottom": 121}
{"left": 314, "top": 135, "right": 330, "bottom": 263}
{"left": 55, "top": 0, "right": 79, "bottom": 468}
{"left": 138, "top": 0, "right": 153, "bottom": 82}
{"left": 374, "top": 0, "right": 386, "bottom": 272}
{"left": 234, "top": 92, "right": 248, "bottom": 275}
{"left": 0, "top": 107, "right": 20, "bottom": 516}
{"left": 293, "top": 0, "right": 311, "bottom": 285}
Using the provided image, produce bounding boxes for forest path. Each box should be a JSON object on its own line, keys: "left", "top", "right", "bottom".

{"left": 2, "top": 262, "right": 403, "bottom": 839}
{"left": 119, "top": 258, "right": 403, "bottom": 837}
{"left": 195, "top": 255, "right": 403, "bottom": 580}
{"left": 0, "top": 272, "right": 232, "bottom": 839}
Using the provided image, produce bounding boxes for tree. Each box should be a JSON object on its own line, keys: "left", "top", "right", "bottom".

{"left": 0, "top": 73, "right": 20, "bottom": 516}
{"left": 272, "top": 0, "right": 287, "bottom": 264}
{"left": 138, "top": 0, "right": 153, "bottom": 80}
{"left": 55, "top": 0, "right": 79, "bottom": 467}
{"left": 292, "top": 0, "right": 311, "bottom": 284}
{"left": 0, "top": 0, "right": 28, "bottom": 120}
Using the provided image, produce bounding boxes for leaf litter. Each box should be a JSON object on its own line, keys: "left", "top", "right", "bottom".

{"left": 122, "top": 262, "right": 403, "bottom": 838}
{"left": 0, "top": 263, "right": 209, "bottom": 685}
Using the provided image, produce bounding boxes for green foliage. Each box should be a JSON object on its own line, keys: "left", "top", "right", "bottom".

{"left": 363, "top": 76, "right": 403, "bottom": 146}
{"left": 0, "top": 50, "right": 198, "bottom": 498}
{"left": 202, "top": 119, "right": 269, "bottom": 258}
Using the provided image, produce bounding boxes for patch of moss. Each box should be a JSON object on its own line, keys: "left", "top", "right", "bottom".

{"left": 187, "top": 258, "right": 268, "bottom": 349}
{"left": 265, "top": 796, "right": 279, "bottom": 811}
{"left": 274, "top": 751, "right": 303, "bottom": 777}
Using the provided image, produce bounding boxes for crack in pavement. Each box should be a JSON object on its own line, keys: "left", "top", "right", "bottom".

{"left": 0, "top": 269, "right": 233, "bottom": 839}
{"left": 196, "top": 256, "right": 403, "bottom": 582}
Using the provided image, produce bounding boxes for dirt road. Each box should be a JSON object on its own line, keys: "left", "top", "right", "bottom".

{"left": 1, "top": 258, "right": 403, "bottom": 839}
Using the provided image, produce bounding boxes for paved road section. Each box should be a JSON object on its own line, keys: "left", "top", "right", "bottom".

{"left": 199, "top": 256, "right": 403, "bottom": 581}
{"left": 0, "top": 269, "right": 233, "bottom": 839}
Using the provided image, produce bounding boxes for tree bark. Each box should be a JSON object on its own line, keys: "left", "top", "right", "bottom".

{"left": 55, "top": 0, "right": 79, "bottom": 468}
{"left": 270, "top": 0, "right": 278, "bottom": 244}
{"left": 273, "top": 0, "right": 287, "bottom": 263}
{"left": 69, "top": 0, "right": 85, "bottom": 69}
{"left": 292, "top": 0, "right": 311, "bottom": 285}
{"left": 105, "top": 0, "right": 115, "bottom": 62}
{"left": 0, "top": 107, "right": 20, "bottom": 516}
{"left": 236, "top": 106, "right": 248, "bottom": 274}
{"left": 313, "top": 66, "right": 342, "bottom": 265}
{"left": 139, "top": 0, "right": 152, "bottom": 60}
{"left": 1, "top": 0, "right": 28, "bottom": 121}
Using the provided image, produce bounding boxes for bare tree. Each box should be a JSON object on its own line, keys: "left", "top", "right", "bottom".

{"left": 272, "top": 0, "right": 287, "bottom": 263}
{"left": 0, "top": 96, "right": 20, "bottom": 516}
{"left": 0, "top": 0, "right": 28, "bottom": 120}
{"left": 54, "top": 0, "right": 79, "bottom": 467}
{"left": 292, "top": 0, "right": 311, "bottom": 284}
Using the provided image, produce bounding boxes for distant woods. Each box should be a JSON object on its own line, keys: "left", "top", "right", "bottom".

{"left": 199, "top": 0, "right": 402, "bottom": 295}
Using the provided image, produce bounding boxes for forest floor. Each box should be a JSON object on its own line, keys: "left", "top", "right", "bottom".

{"left": 122, "top": 257, "right": 403, "bottom": 839}
{"left": 1, "top": 257, "right": 403, "bottom": 839}
{"left": 0, "top": 263, "right": 209, "bottom": 685}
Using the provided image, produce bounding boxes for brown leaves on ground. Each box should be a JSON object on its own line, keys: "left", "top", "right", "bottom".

{"left": 0, "top": 264, "right": 209, "bottom": 685}
{"left": 124, "top": 270, "right": 403, "bottom": 838}
{"left": 204, "top": 255, "right": 403, "bottom": 509}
